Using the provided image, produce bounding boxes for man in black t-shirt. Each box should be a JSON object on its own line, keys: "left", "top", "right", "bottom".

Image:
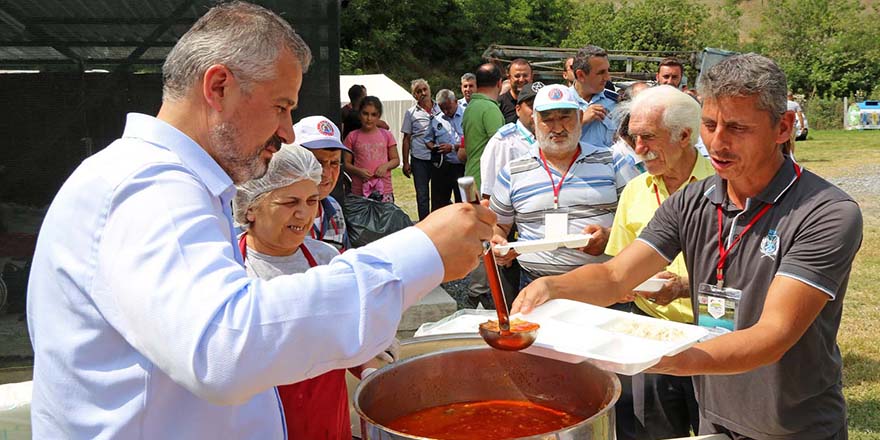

{"left": 497, "top": 59, "right": 532, "bottom": 124}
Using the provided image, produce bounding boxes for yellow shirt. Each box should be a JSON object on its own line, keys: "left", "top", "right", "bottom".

{"left": 606, "top": 153, "right": 715, "bottom": 323}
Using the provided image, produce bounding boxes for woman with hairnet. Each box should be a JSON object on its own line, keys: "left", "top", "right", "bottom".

{"left": 233, "top": 144, "right": 396, "bottom": 439}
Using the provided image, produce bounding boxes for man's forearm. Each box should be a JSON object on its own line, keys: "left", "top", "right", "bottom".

{"left": 494, "top": 222, "right": 512, "bottom": 238}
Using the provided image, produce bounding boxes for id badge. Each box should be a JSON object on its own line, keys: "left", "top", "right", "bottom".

{"left": 696, "top": 283, "right": 742, "bottom": 339}
{"left": 544, "top": 212, "right": 569, "bottom": 240}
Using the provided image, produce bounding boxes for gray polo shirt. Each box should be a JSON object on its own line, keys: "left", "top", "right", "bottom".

{"left": 638, "top": 156, "right": 862, "bottom": 439}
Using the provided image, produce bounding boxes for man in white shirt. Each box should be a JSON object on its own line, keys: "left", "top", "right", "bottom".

{"left": 787, "top": 91, "right": 808, "bottom": 141}
{"left": 26, "top": 3, "right": 494, "bottom": 438}
{"left": 458, "top": 72, "right": 476, "bottom": 109}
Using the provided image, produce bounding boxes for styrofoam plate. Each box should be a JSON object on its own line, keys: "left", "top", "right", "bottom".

{"left": 522, "top": 299, "right": 708, "bottom": 375}
{"left": 494, "top": 234, "right": 591, "bottom": 256}
{"left": 633, "top": 277, "right": 667, "bottom": 292}
{"left": 413, "top": 300, "right": 707, "bottom": 375}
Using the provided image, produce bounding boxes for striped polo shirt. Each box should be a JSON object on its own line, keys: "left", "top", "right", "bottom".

{"left": 490, "top": 142, "right": 630, "bottom": 277}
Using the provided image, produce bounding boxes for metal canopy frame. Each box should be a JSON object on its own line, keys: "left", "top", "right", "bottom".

{"left": 0, "top": 0, "right": 202, "bottom": 71}
{"left": 482, "top": 44, "right": 702, "bottom": 82}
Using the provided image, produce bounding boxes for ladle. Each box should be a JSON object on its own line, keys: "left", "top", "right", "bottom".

{"left": 458, "top": 176, "right": 537, "bottom": 351}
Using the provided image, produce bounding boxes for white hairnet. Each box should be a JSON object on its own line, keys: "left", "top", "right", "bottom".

{"left": 232, "top": 144, "right": 323, "bottom": 227}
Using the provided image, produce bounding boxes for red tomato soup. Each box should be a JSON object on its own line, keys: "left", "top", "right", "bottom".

{"left": 386, "top": 399, "right": 583, "bottom": 439}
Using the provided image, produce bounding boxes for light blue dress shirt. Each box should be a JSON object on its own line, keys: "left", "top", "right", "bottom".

{"left": 429, "top": 105, "right": 464, "bottom": 164}
{"left": 401, "top": 102, "right": 441, "bottom": 161}
{"left": 27, "top": 113, "right": 443, "bottom": 439}
{"left": 570, "top": 85, "right": 618, "bottom": 148}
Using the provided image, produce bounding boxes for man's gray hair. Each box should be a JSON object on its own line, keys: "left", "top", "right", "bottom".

{"left": 572, "top": 45, "right": 608, "bottom": 76}
{"left": 410, "top": 78, "right": 429, "bottom": 94}
{"left": 460, "top": 72, "right": 476, "bottom": 82}
{"left": 162, "top": 1, "right": 312, "bottom": 102}
{"left": 621, "top": 85, "right": 701, "bottom": 147}
{"left": 435, "top": 89, "right": 457, "bottom": 104}
{"left": 698, "top": 53, "right": 788, "bottom": 125}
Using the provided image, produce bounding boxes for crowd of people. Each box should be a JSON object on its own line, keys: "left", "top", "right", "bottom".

{"left": 25, "top": 2, "right": 857, "bottom": 440}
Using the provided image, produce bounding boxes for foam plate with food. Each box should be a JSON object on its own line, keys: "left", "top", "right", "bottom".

{"left": 493, "top": 234, "right": 591, "bottom": 256}
{"left": 521, "top": 299, "right": 708, "bottom": 375}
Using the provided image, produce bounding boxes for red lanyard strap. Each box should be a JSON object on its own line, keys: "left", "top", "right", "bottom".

{"left": 714, "top": 162, "right": 801, "bottom": 287}
{"left": 310, "top": 203, "right": 339, "bottom": 240}
{"left": 238, "top": 233, "right": 248, "bottom": 261}
{"left": 299, "top": 243, "right": 319, "bottom": 268}
{"left": 653, "top": 183, "right": 662, "bottom": 207}
{"left": 239, "top": 232, "right": 319, "bottom": 268}
{"left": 715, "top": 203, "right": 772, "bottom": 287}
{"left": 538, "top": 146, "right": 581, "bottom": 209}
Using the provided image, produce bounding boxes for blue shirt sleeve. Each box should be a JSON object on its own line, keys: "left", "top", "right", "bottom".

{"left": 96, "top": 165, "right": 443, "bottom": 404}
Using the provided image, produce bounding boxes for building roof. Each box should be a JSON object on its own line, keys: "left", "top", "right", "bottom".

{"left": 0, "top": 0, "right": 213, "bottom": 71}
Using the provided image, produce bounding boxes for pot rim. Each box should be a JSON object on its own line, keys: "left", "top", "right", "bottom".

{"left": 354, "top": 344, "right": 621, "bottom": 440}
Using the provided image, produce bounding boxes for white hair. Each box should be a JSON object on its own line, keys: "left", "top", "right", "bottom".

{"left": 625, "top": 85, "right": 701, "bottom": 147}
{"left": 410, "top": 78, "right": 429, "bottom": 94}
{"left": 435, "top": 89, "right": 457, "bottom": 103}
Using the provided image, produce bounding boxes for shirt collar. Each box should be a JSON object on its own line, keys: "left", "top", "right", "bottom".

{"left": 577, "top": 140, "right": 605, "bottom": 157}
{"left": 529, "top": 142, "right": 595, "bottom": 163}
{"left": 121, "top": 113, "right": 233, "bottom": 198}
{"left": 442, "top": 106, "right": 463, "bottom": 121}
{"left": 703, "top": 155, "right": 799, "bottom": 206}
{"left": 645, "top": 151, "right": 713, "bottom": 189}
{"left": 470, "top": 93, "right": 499, "bottom": 106}
{"left": 515, "top": 120, "right": 535, "bottom": 144}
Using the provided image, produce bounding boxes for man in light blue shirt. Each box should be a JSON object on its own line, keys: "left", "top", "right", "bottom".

{"left": 571, "top": 45, "right": 619, "bottom": 148}
{"left": 26, "top": 3, "right": 494, "bottom": 439}
{"left": 429, "top": 89, "right": 465, "bottom": 207}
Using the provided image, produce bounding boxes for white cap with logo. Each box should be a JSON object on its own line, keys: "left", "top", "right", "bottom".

{"left": 533, "top": 84, "right": 581, "bottom": 112}
{"left": 289, "top": 116, "right": 352, "bottom": 153}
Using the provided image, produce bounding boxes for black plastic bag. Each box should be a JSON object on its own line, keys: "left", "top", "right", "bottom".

{"left": 343, "top": 194, "right": 413, "bottom": 248}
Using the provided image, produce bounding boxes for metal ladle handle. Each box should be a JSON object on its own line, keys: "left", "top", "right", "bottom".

{"left": 457, "top": 177, "right": 511, "bottom": 333}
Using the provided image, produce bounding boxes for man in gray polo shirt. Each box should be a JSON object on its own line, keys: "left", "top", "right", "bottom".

{"left": 512, "top": 53, "right": 862, "bottom": 439}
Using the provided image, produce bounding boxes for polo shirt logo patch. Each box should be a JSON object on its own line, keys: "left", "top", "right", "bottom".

{"left": 760, "top": 229, "right": 779, "bottom": 260}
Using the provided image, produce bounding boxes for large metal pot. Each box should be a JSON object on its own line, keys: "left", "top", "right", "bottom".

{"left": 354, "top": 338, "right": 620, "bottom": 440}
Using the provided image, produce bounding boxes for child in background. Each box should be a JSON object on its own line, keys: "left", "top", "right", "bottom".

{"left": 343, "top": 96, "right": 399, "bottom": 202}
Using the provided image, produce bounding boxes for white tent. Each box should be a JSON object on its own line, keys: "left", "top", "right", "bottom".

{"left": 339, "top": 74, "right": 415, "bottom": 154}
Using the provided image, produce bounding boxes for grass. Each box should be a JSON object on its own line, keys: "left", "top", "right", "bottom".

{"left": 390, "top": 130, "right": 880, "bottom": 438}
{"left": 800, "top": 131, "right": 880, "bottom": 439}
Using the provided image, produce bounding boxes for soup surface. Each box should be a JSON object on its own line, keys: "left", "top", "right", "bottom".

{"left": 479, "top": 318, "right": 540, "bottom": 333}
{"left": 386, "top": 399, "right": 583, "bottom": 439}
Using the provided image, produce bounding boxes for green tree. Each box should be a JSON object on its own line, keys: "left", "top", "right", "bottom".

{"left": 748, "top": 0, "right": 880, "bottom": 97}
{"left": 562, "top": 0, "right": 739, "bottom": 52}
{"left": 340, "top": 0, "right": 573, "bottom": 92}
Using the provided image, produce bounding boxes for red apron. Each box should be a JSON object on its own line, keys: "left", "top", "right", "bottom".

{"left": 239, "top": 234, "right": 352, "bottom": 439}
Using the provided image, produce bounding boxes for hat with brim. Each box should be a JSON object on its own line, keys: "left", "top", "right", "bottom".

{"left": 533, "top": 84, "right": 580, "bottom": 112}
{"left": 517, "top": 81, "right": 545, "bottom": 104}
{"left": 290, "top": 116, "right": 352, "bottom": 153}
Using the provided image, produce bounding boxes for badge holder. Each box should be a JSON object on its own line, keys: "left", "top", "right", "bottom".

{"left": 544, "top": 212, "right": 569, "bottom": 239}
{"left": 696, "top": 283, "right": 742, "bottom": 340}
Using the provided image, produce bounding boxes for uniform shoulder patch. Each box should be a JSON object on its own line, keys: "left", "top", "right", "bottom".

{"left": 494, "top": 122, "right": 517, "bottom": 139}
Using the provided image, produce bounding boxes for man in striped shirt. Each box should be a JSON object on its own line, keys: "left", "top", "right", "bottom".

{"left": 490, "top": 84, "right": 631, "bottom": 286}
